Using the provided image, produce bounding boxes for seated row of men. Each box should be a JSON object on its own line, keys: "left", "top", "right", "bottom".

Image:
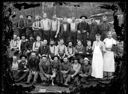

{"left": 11, "top": 53, "right": 91, "bottom": 86}
{"left": 10, "top": 34, "right": 92, "bottom": 61}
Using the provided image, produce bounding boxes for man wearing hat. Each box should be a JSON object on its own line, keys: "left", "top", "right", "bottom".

{"left": 25, "top": 15, "right": 33, "bottom": 38}
{"left": 17, "top": 15, "right": 26, "bottom": 37}
{"left": 50, "top": 14, "right": 60, "bottom": 41}
{"left": 99, "top": 15, "right": 110, "bottom": 41}
{"left": 32, "top": 15, "right": 42, "bottom": 38}
{"left": 79, "top": 57, "right": 91, "bottom": 84}
{"left": 40, "top": 13, "right": 51, "bottom": 42}
{"left": 15, "top": 55, "right": 29, "bottom": 82}
{"left": 77, "top": 16, "right": 90, "bottom": 47}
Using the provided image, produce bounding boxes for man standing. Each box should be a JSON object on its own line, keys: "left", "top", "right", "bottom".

{"left": 40, "top": 13, "right": 51, "bottom": 42}
{"left": 25, "top": 15, "right": 33, "bottom": 39}
{"left": 60, "top": 17, "right": 70, "bottom": 45}
{"left": 69, "top": 17, "right": 78, "bottom": 46}
{"left": 17, "top": 15, "right": 26, "bottom": 37}
{"left": 50, "top": 15, "right": 60, "bottom": 42}
{"left": 77, "top": 16, "right": 90, "bottom": 47}
{"left": 32, "top": 15, "right": 42, "bottom": 38}
{"left": 89, "top": 18, "right": 99, "bottom": 42}
{"left": 99, "top": 15, "right": 110, "bottom": 41}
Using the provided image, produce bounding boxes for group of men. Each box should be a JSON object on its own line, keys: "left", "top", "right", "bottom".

{"left": 14, "top": 13, "right": 111, "bottom": 47}
{"left": 9, "top": 12, "right": 113, "bottom": 86}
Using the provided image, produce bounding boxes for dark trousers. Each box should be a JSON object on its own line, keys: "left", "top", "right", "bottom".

{"left": 43, "top": 30, "right": 50, "bottom": 42}
{"left": 18, "top": 28, "right": 25, "bottom": 37}
{"left": 34, "top": 29, "right": 42, "bottom": 39}
{"left": 50, "top": 31, "right": 57, "bottom": 41}
{"left": 62, "top": 32, "right": 70, "bottom": 45}
{"left": 15, "top": 70, "right": 29, "bottom": 82}
{"left": 26, "top": 27, "right": 33, "bottom": 39}
{"left": 70, "top": 31, "right": 77, "bottom": 46}
{"left": 77, "top": 32, "right": 88, "bottom": 47}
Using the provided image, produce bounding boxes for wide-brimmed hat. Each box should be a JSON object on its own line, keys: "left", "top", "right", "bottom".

{"left": 84, "top": 57, "right": 89, "bottom": 61}
{"left": 20, "top": 54, "right": 27, "bottom": 59}
{"left": 80, "top": 15, "right": 87, "bottom": 19}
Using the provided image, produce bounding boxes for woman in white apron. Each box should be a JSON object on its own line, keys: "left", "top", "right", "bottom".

{"left": 91, "top": 33, "right": 105, "bottom": 78}
{"left": 103, "top": 31, "right": 116, "bottom": 79}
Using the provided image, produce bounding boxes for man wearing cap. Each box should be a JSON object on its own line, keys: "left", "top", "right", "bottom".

{"left": 79, "top": 57, "right": 91, "bottom": 84}
{"left": 17, "top": 15, "right": 26, "bottom": 37}
{"left": 15, "top": 55, "right": 29, "bottom": 82}
{"left": 99, "top": 15, "right": 110, "bottom": 41}
{"left": 40, "top": 13, "right": 51, "bottom": 42}
{"left": 25, "top": 15, "right": 33, "bottom": 38}
{"left": 77, "top": 16, "right": 90, "bottom": 47}
{"left": 50, "top": 15, "right": 60, "bottom": 41}
{"left": 32, "top": 15, "right": 42, "bottom": 38}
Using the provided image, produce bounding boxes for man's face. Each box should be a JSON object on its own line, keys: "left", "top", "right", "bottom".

{"left": 82, "top": 17, "right": 85, "bottom": 21}
{"left": 43, "top": 40, "right": 48, "bottom": 45}
{"left": 68, "top": 42, "right": 72, "bottom": 47}
{"left": 60, "top": 40, "right": 64, "bottom": 44}
{"left": 36, "top": 36, "right": 41, "bottom": 41}
{"left": 54, "top": 57, "right": 58, "bottom": 62}
{"left": 21, "top": 57, "right": 26, "bottom": 61}
{"left": 43, "top": 14, "right": 47, "bottom": 19}
{"left": 84, "top": 60, "right": 89, "bottom": 65}
{"left": 63, "top": 58, "right": 68, "bottom": 63}
{"left": 87, "top": 41, "right": 91, "bottom": 46}
{"left": 13, "top": 35, "right": 17, "bottom": 40}
{"left": 21, "top": 36, "right": 25, "bottom": 40}
{"left": 42, "top": 57, "right": 47, "bottom": 62}
{"left": 74, "top": 60, "right": 78, "bottom": 64}
{"left": 31, "top": 53, "right": 36, "bottom": 58}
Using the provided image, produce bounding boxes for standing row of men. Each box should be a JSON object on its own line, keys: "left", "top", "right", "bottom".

{"left": 14, "top": 13, "right": 111, "bottom": 47}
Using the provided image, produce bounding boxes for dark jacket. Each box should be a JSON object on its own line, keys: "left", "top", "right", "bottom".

{"left": 38, "top": 45, "right": 50, "bottom": 55}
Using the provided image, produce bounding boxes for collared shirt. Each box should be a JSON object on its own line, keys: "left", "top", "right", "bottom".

{"left": 63, "top": 24, "right": 67, "bottom": 31}
{"left": 32, "top": 21, "right": 41, "bottom": 30}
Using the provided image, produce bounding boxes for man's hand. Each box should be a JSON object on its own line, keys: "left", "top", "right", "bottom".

{"left": 83, "top": 30, "right": 86, "bottom": 33}
{"left": 55, "top": 34, "right": 58, "bottom": 38}
{"left": 78, "top": 30, "right": 81, "bottom": 33}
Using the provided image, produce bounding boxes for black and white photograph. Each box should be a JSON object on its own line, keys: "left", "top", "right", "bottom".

{"left": 1, "top": 1, "right": 127, "bottom": 94}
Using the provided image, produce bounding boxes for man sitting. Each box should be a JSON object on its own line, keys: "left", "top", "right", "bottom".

{"left": 39, "top": 55, "right": 52, "bottom": 85}
{"left": 79, "top": 57, "right": 91, "bottom": 84}
{"left": 64, "top": 58, "right": 81, "bottom": 86}
{"left": 26, "top": 52, "right": 40, "bottom": 84}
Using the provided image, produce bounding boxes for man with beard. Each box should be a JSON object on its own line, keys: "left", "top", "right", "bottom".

{"left": 17, "top": 15, "right": 26, "bottom": 37}
{"left": 60, "top": 17, "right": 70, "bottom": 45}
{"left": 50, "top": 15, "right": 60, "bottom": 42}
{"left": 25, "top": 15, "right": 33, "bottom": 39}
{"left": 26, "top": 36, "right": 35, "bottom": 57}
{"left": 38, "top": 39, "right": 50, "bottom": 57}
{"left": 77, "top": 16, "right": 90, "bottom": 47}
{"left": 26, "top": 52, "right": 40, "bottom": 84}
{"left": 40, "top": 13, "right": 51, "bottom": 42}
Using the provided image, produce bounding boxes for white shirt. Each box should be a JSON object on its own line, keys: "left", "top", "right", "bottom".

{"left": 12, "top": 62, "right": 18, "bottom": 70}
{"left": 104, "top": 38, "right": 116, "bottom": 49}
{"left": 70, "top": 22, "right": 76, "bottom": 31}
{"left": 40, "top": 18, "right": 50, "bottom": 30}
{"left": 63, "top": 24, "right": 67, "bottom": 31}
{"left": 51, "top": 20, "right": 58, "bottom": 31}
{"left": 49, "top": 46, "right": 57, "bottom": 55}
